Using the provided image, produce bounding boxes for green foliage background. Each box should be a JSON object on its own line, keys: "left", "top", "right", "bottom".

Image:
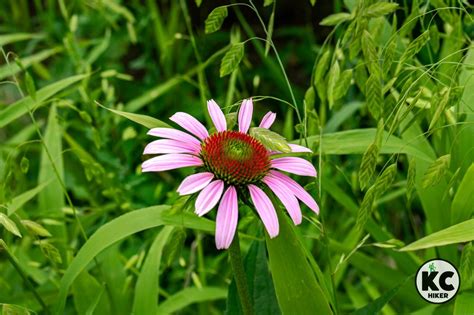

{"left": 1, "top": 0, "right": 474, "bottom": 314}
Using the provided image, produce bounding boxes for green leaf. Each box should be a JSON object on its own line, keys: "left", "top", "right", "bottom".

{"left": 327, "top": 60, "right": 340, "bottom": 108}
{"left": 133, "top": 226, "right": 174, "bottom": 314}
{"left": 0, "top": 74, "right": 87, "bottom": 128}
{"left": 20, "top": 156, "right": 29, "bottom": 173}
{"left": 365, "top": 72, "right": 383, "bottom": 120}
{"left": 363, "top": 2, "right": 399, "bottom": 18}
{"left": 358, "top": 143, "right": 378, "bottom": 190}
{"left": 5, "top": 180, "right": 52, "bottom": 216}
{"left": 266, "top": 206, "right": 332, "bottom": 315}
{"left": 451, "top": 163, "right": 474, "bottom": 224}
{"left": 333, "top": 69, "right": 353, "bottom": 100}
{"left": 205, "top": 6, "right": 228, "bottom": 34}
{"left": 25, "top": 72, "right": 36, "bottom": 101}
{"left": 72, "top": 271, "right": 110, "bottom": 315}
{"left": 0, "top": 47, "right": 61, "bottom": 80}
{"left": 400, "top": 218, "right": 474, "bottom": 251}
{"left": 249, "top": 127, "right": 291, "bottom": 153}
{"left": 0, "top": 213, "right": 22, "bottom": 237}
{"left": 0, "top": 32, "right": 43, "bottom": 46}
{"left": 320, "top": 12, "right": 352, "bottom": 26}
{"left": 422, "top": 154, "right": 450, "bottom": 189}
{"left": 353, "top": 276, "right": 411, "bottom": 315}
{"left": 303, "top": 129, "right": 433, "bottom": 162}
{"left": 97, "top": 102, "right": 171, "bottom": 129}
{"left": 220, "top": 43, "right": 244, "bottom": 77}
{"left": 454, "top": 292, "right": 474, "bottom": 315}
{"left": 156, "top": 287, "right": 227, "bottom": 314}
{"left": 314, "top": 49, "right": 331, "bottom": 85}
{"left": 55, "top": 206, "right": 215, "bottom": 314}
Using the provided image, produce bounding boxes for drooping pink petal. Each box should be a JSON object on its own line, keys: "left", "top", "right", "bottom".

{"left": 248, "top": 184, "right": 279, "bottom": 238}
{"left": 142, "top": 154, "right": 203, "bottom": 172}
{"left": 288, "top": 143, "right": 312, "bottom": 153}
{"left": 271, "top": 157, "right": 317, "bottom": 177}
{"left": 238, "top": 98, "right": 253, "bottom": 133}
{"left": 269, "top": 170, "right": 319, "bottom": 214}
{"left": 263, "top": 175, "right": 302, "bottom": 225}
{"left": 259, "top": 111, "right": 276, "bottom": 129}
{"left": 215, "top": 186, "right": 238, "bottom": 250}
{"left": 177, "top": 172, "right": 214, "bottom": 195}
{"left": 147, "top": 128, "right": 201, "bottom": 147}
{"left": 207, "top": 99, "right": 227, "bottom": 132}
{"left": 195, "top": 180, "right": 224, "bottom": 216}
{"left": 143, "top": 139, "right": 200, "bottom": 155}
{"left": 170, "top": 112, "right": 209, "bottom": 140}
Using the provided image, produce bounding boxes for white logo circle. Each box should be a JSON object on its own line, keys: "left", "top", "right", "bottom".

{"left": 415, "top": 259, "right": 460, "bottom": 304}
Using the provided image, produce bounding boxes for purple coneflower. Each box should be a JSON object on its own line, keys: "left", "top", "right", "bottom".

{"left": 142, "top": 99, "right": 319, "bottom": 249}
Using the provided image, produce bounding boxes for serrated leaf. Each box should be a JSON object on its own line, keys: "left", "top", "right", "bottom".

{"left": 220, "top": 43, "right": 244, "bottom": 77}
{"left": 422, "top": 154, "right": 450, "bottom": 188}
{"left": 365, "top": 73, "right": 383, "bottom": 120}
{"left": 359, "top": 143, "right": 378, "bottom": 190}
{"left": 205, "top": 6, "right": 228, "bottom": 34}
{"left": 21, "top": 220, "right": 52, "bottom": 237}
{"left": 0, "top": 213, "right": 22, "bottom": 237}
{"left": 327, "top": 60, "right": 340, "bottom": 108}
{"left": 320, "top": 12, "right": 352, "bottom": 26}
{"left": 363, "top": 2, "right": 399, "bottom": 18}
{"left": 250, "top": 127, "right": 291, "bottom": 153}
{"left": 333, "top": 69, "right": 353, "bottom": 100}
{"left": 361, "top": 31, "right": 379, "bottom": 76}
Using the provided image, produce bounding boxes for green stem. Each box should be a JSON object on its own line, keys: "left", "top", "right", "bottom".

{"left": 228, "top": 234, "right": 253, "bottom": 315}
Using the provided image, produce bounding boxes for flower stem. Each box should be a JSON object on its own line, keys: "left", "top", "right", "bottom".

{"left": 228, "top": 234, "right": 254, "bottom": 315}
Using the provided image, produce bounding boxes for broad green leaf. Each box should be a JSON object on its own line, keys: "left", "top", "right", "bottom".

{"left": 98, "top": 103, "right": 171, "bottom": 129}
{"left": 400, "top": 219, "right": 474, "bottom": 251}
{"left": 38, "top": 105, "right": 68, "bottom": 265}
{"left": 451, "top": 163, "right": 474, "bottom": 224}
{"left": 0, "top": 74, "right": 87, "bottom": 128}
{"left": 133, "top": 226, "right": 174, "bottom": 314}
{"left": 250, "top": 127, "right": 291, "bottom": 153}
{"left": 363, "top": 2, "right": 399, "bottom": 18}
{"left": 266, "top": 206, "right": 332, "bottom": 315}
{"left": 0, "top": 47, "right": 61, "bottom": 80}
{"left": 0, "top": 213, "right": 22, "bottom": 237}
{"left": 220, "top": 43, "right": 244, "bottom": 77}
{"left": 205, "top": 6, "right": 228, "bottom": 34}
{"left": 454, "top": 293, "right": 474, "bottom": 315}
{"left": 226, "top": 240, "right": 280, "bottom": 315}
{"left": 156, "top": 287, "right": 227, "bottom": 314}
{"left": 55, "top": 206, "right": 214, "bottom": 314}
{"left": 303, "top": 129, "right": 433, "bottom": 162}
{"left": 72, "top": 271, "right": 110, "bottom": 315}
{"left": 6, "top": 179, "right": 52, "bottom": 216}
{"left": 320, "top": 12, "right": 352, "bottom": 26}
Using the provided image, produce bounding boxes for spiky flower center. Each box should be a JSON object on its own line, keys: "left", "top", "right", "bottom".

{"left": 201, "top": 131, "right": 270, "bottom": 185}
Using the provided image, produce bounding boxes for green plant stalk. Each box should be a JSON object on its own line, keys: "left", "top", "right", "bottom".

{"left": 228, "top": 233, "right": 254, "bottom": 315}
{"left": 0, "top": 240, "right": 49, "bottom": 314}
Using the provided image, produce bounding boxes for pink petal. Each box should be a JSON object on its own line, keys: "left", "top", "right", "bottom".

{"left": 238, "top": 98, "right": 253, "bottom": 133}
{"left": 215, "top": 186, "right": 238, "bottom": 250}
{"left": 288, "top": 143, "right": 312, "bottom": 153}
{"left": 263, "top": 175, "right": 302, "bottom": 225}
{"left": 147, "top": 128, "right": 201, "bottom": 147}
{"left": 143, "top": 139, "right": 200, "bottom": 155}
{"left": 195, "top": 180, "right": 224, "bottom": 216}
{"left": 248, "top": 184, "right": 279, "bottom": 238}
{"left": 207, "top": 100, "right": 227, "bottom": 132}
{"left": 271, "top": 157, "right": 317, "bottom": 177}
{"left": 269, "top": 170, "right": 319, "bottom": 214}
{"left": 142, "top": 154, "right": 202, "bottom": 172}
{"left": 170, "top": 112, "right": 209, "bottom": 140}
{"left": 259, "top": 111, "right": 276, "bottom": 129}
{"left": 177, "top": 172, "right": 214, "bottom": 195}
